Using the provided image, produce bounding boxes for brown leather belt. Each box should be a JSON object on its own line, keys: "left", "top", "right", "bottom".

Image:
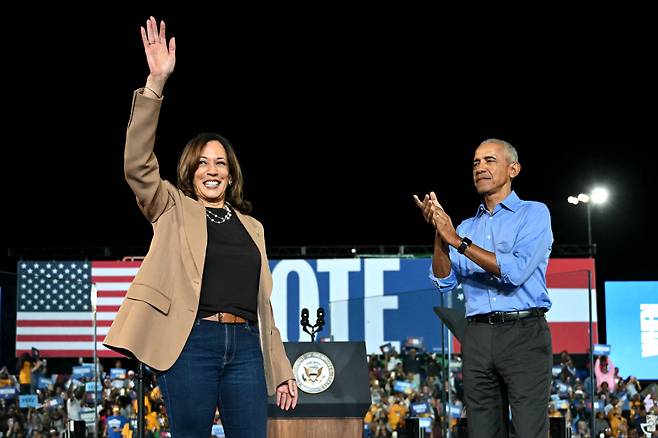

{"left": 202, "top": 312, "right": 248, "bottom": 324}
{"left": 468, "top": 307, "right": 547, "bottom": 325}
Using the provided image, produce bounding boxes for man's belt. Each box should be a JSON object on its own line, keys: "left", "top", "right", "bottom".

{"left": 468, "top": 307, "right": 547, "bottom": 325}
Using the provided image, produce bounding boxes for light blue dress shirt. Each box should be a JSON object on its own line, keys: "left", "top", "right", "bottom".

{"left": 429, "top": 191, "right": 553, "bottom": 316}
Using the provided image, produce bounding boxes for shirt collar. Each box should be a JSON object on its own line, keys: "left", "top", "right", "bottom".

{"left": 476, "top": 190, "right": 522, "bottom": 217}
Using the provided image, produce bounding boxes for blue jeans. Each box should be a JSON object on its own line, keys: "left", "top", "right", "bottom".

{"left": 156, "top": 319, "right": 267, "bottom": 438}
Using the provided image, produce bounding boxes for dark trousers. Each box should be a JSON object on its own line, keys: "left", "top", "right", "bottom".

{"left": 156, "top": 319, "right": 268, "bottom": 438}
{"left": 462, "top": 316, "right": 552, "bottom": 438}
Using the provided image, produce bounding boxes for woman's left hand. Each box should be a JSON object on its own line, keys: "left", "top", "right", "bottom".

{"left": 276, "top": 379, "right": 298, "bottom": 410}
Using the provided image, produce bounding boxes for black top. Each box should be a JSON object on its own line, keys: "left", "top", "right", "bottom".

{"left": 198, "top": 206, "right": 261, "bottom": 321}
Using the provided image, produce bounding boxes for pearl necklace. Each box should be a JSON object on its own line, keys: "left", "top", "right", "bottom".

{"left": 205, "top": 203, "right": 232, "bottom": 224}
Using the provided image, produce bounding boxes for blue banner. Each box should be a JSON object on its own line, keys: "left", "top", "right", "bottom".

{"left": 269, "top": 258, "right": 463, "bottom": 354}
{"left": 605, "top": 281, "right": 658, "bottom": 380}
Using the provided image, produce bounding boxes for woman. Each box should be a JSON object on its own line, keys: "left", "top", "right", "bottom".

{"left": 103, "top": 16, "right": 297, "bottom": 437}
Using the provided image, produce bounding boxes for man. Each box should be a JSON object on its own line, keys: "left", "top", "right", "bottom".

{"left": 414, "top": 139, "right": 553, "bottom": 437}
{"left": 105, "top": 405, "right": 129, "bottom": 438}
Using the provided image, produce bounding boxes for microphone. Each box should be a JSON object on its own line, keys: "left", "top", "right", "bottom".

{"left": 301, "top": 308, "right": 312, "bottom": 336}
{"left": 315, "top": 307, "right": 325, "bottom": 329}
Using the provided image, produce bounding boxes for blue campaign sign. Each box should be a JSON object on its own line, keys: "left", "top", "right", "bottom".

{"left": 72, "top": 366, "right": 94, "bottom": 379}
{"left": 418, "top": 417, "right": 433, "bottom": 431}
{"left": 393, "top": 380, "right": 413, "bottom": 393}
{"left": 19, "top": 394, "right": 39, "bottom": 408}
{"left": 410, "top": 402, "right": 431, "bottom": 416}
{"left": 268, "top": 258, "right": 463, "bottom": 354}
{"left": 593, "top": 344, "right": 611, "bottom": 356}
{"left": 110, "top": 368, "right": 126, "bottom": 379}
{"left": 0, "top": 387, "right": 17, "bottom": 399}
{"left": 38, "top": 377, "right": 53, "bottom": 389}
{"left": 448, "top": 404, "right": 462, "bottom": 418}
{"left": 605, "top": 281, "right": 658, "bottom": 380}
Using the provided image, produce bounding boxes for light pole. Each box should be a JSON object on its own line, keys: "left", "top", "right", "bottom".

{"left": 567, "top": 187, "right": 608, "bottom": 435}
{"left": 90, "top": 283, "right": 98, "bottom": 438}
{"left": 567, "top": 187, "right": 609, "bottom": 256}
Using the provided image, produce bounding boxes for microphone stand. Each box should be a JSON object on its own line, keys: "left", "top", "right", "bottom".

{"left": 300, "top": 308, "right": 326, "bottom": 342}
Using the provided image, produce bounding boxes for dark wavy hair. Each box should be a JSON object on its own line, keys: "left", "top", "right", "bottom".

{"left": 176, "top": 133, "right": 252, "bottom": 214}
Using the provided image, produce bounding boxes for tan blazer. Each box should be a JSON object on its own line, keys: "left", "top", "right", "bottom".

{"left": 103, "top": 89, "right": 294, "bottom": 396}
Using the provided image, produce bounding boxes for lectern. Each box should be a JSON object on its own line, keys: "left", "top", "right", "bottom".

{"left": 267, "top": 341, "right": 370, "bottom": 438}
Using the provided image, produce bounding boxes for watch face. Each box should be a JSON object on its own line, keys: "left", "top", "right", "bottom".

{"left": 458, "top": 238, "right": 471, "bottom": 254}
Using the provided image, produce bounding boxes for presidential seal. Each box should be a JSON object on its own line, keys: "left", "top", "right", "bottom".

{"left": 292, "top": 351, "right": 335, "bottom": 394}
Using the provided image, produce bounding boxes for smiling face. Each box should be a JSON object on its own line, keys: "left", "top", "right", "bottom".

{"left": 472, "top": 141, "right": 520, "bottom": 198}
{"left": 193, "top": 140, "right": 231, "bottom": 207}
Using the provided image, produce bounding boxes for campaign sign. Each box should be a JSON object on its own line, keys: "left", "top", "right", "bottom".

{"left": 80, "top": 407, "right": 96, "bottom": 426}
{"left": 85, "top": 381, "right": 102, "bottom": 401}
{"left": 593, "top": 344, "right": 611, "bottom": 356}
{"left": 110, "top": 368, "right": 126, "bottom": 379}
{"left": 418, "top": 417, "right": 432, "bottom": 431}
{"left": 0, "top": 387, "right": 17, "bottom": 399}
{"left": 44, "top": 397, "right": 61, "bottom": 409}
{"left": 72, "top": 366, "right": 93, "bottom": 379}
{"left": 393, "top": 380, "right": 412, "bottom": 393}
{"left": 448, "top": 404, "right": 462, "bottom": 418}
{"left": 19, "top": 394, "right": 38, "bottom": 408}
{"left": 410, "top": 402, "right": 431, "bottom": 416}
{"left": 38, "top": 377, "right": 53, "bottom": 389}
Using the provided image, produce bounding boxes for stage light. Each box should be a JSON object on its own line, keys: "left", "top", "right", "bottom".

{"left": 591, "top": 187, "right": 609, "bottom": 204}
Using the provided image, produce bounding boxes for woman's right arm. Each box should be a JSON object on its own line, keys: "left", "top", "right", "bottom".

{"left": 124, "top": 16, "right": 177, "bottom": 222}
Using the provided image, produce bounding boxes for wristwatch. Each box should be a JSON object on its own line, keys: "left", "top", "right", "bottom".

{"left": 457, "top": 236, "right": 472, "bottom": 254}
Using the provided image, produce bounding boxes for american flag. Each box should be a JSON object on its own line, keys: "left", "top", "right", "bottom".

{"left": 16, "top": 261, "right": 141, "bottom": 358}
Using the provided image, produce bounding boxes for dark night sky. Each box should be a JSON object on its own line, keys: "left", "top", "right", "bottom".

{"left": 1, "top": 7, "right": 656, "bottom": 294}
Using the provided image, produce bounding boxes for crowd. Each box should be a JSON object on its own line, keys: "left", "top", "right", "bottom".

{"left": 1, "top": 347, "right": 656, "bottom": 438}
{"left": 364, "top": 346, "right": 658, "bottom": 437}
{"left": 0, "top": 354, "right": 170, "bottom": 438}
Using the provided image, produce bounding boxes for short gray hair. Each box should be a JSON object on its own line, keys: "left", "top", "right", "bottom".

{"left": 479, "top": 138, "right": 518, "bottom": 163}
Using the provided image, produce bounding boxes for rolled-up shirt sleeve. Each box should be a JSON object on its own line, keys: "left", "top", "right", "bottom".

{"left": 496, "top": 203, "right": 553, "bottom": 287}
{"left": 428, "top": 261, "right": 458, "bottom": 292}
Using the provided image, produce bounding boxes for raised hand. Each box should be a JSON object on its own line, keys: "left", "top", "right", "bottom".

{"left": 413, "top": 194, "right": 436, "bottom": 226}
{"left": 428, "top": 192, "right": 459, "bottom": 247}
{"left": 140, "top": 16, "right": 176, "bottom": 88}
{"left": 413, "top": 192, "right": 459, "bottom": 247}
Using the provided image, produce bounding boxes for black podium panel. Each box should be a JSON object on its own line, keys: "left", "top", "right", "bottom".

{"left": 268, "top": 341, "right": 370, "bottom": 418}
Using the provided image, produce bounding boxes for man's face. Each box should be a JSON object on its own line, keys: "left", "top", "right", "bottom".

{"left": 472, "top": 142, "right": 518, "bottom": 196}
